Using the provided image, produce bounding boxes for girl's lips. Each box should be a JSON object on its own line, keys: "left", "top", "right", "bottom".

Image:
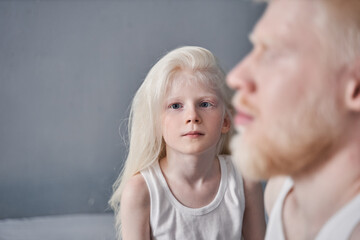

{"left": 182, "top": 131, "right": 204, "bottom": 137}
{"left": 234, "top": 111, "right": 254, "bottom": 125}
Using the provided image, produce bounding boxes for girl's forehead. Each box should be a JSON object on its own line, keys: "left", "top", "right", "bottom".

{"left": 165, "top": 71, "right": 218, "bottom": 95}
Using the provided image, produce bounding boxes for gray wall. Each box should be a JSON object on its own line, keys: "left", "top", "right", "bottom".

{"left": 0, "top": 0, "right": 265, "bottom": 219}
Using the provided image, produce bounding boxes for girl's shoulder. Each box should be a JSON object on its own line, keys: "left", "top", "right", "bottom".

{"left": 218, "top": 154, "right": 244, "bottom": 186}
{"left": 120, "top": 173, "right": 151, "bottom": 239}
{"left": 121, "top": 173, "right": 150, "bottom": 212}
{"left": 218, "top": 154, "right": 232, "bottom": 163}
{"left": 218, "top": 154, "right": 238, "bottom": 172}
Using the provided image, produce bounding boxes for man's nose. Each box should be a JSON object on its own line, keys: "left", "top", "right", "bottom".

{"left": 185, "top": 106, "right": 201, "bottom": 124}
{"left": 226, "top": 54, "right": 257, "bottom": 94}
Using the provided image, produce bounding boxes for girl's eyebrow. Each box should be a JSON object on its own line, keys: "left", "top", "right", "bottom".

{"left": 202, "top": 94, "right": 219, "bottom": 99}
{"left": 165, "top": 94, "right": 219, "bottom": 101}
{"left": 164, "top": 96, "right": 181, "bottom": 102}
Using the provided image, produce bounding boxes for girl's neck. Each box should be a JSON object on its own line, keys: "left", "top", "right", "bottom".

{"left": 159, "top": 149, "right": 219, "bottom": 186}
{"left": 158, "top": 148, "right": 222, "bottom": 208}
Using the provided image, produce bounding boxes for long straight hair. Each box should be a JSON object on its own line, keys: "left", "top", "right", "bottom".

{"left": 109, "top": 46, "right": 233, "bottom": 235}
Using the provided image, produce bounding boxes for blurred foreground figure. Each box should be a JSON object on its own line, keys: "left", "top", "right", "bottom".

{"left": 227, "top": 0, "right": 360, "bottom": 239}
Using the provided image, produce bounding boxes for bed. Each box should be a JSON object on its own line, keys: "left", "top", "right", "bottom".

{"left": 0, "top": 213, "right": 116, "bottom": 240}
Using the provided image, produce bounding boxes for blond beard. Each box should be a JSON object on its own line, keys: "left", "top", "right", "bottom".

{"left": 230, "top": 98, "right": 341, "bottom": 181}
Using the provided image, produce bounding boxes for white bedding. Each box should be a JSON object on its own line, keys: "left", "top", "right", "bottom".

{"left": 0, "top": 213, "right": 116, "bottom": 240}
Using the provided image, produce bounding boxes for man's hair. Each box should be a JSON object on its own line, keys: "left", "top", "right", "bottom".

{"left": 256, "top": 0, "right": 360, "bottom": 64}
{"left": 321, "top": 0, "right": 360, "bottom": 63}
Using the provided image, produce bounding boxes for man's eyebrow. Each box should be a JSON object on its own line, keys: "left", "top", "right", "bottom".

{"left": 249, "top": 33, "right": 264, "bottom": 46}
{"left": 249, "top": 32, "right": 276, "bottom": 49}
{"left": 248, "top": 33, "right": 256, "bottom": 44}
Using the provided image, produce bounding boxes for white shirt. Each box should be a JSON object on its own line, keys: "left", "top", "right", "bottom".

{"left": 265, "top": 178, "right": 360, "bottom": 240}
{"left": 140, "top": 155, "right": 245, "bottom": 240}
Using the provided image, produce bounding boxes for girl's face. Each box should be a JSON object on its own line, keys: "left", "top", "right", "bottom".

{"left": 161, "top": 71, "right": 230, "bottom": 156}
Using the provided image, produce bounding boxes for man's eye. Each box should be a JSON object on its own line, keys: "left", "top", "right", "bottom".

{"left": 200, "top": 102, "right": 212, "bottom": 108}
{"left": 169, "top": 103, "right": 182, "bottom": 109}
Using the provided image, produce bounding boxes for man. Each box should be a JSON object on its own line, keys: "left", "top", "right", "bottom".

{"left": 227, "top": 0, "right": 360, "bottom": 239}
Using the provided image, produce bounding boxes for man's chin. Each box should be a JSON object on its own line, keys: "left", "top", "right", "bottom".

{"left": 230, "top": 129, "right": 299, "bottom": 181}
{"left": 230, "top": 126, "right": 337, "bottom": 181}
{"left": 230, "top": 132, "right": 269, "bottom": 181}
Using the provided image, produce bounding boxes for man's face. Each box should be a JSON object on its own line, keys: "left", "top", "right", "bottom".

{"left": 227, "top": 0, "right": 344, "bottom": 180}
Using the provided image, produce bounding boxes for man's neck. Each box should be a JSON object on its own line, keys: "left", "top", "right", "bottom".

{"left": 287, "top": 144, "right": 360, "bottom": 239}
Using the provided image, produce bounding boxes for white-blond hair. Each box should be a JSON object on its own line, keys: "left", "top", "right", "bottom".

{"left": 256, "top": 0, "right": 360, "bottom": 64}
{"left": 319, "top": 0, "right": 360, "bottom": 64}
{"left": 109, "top": 46, "right": 233, "bottom": 236}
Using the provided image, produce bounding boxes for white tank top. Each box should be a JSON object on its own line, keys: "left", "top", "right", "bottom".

{"left": 265, "top": 178, "right": 360, "bottom": 240}
{"left": 140, "top": 155, "right": 245, "bottom": 240}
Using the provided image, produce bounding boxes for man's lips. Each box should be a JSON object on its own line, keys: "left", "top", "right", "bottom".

{"left": 234, "top": 111, "right": 254, "bottom": 125}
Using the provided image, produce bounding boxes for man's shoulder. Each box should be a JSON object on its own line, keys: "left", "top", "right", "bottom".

{"left": 264, "top": 176, "right": 289, "bottom": 216}
{"left": 350, "top": 223, "right": 360, "bottom": 240}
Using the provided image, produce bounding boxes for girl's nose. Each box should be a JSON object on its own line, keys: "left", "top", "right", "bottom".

{"left": 185, "top": 107, "right": 201, "bottom": 124}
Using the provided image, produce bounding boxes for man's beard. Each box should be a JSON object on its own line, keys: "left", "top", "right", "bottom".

{"left": 230, "top": 95, "right": 342, "bottom": 181}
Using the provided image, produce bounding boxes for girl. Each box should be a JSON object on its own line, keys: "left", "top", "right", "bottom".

{"left": 109, "top": 46, "right": 265, "bottom": 240}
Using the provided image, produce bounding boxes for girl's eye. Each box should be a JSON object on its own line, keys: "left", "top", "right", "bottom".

{"left": 169, "top": 103, "right": 182, "bottom": 109}
{"left": 200, "top": 102, "right": 212, "bottom": 108}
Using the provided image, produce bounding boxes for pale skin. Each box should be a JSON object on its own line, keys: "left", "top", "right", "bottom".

{"left": 120, "top": 73, "right": 266, "bottom": 240}
{"left": 227, "top": 0, "right": 360, "bottom": 239}
{"left": 242, "top": 178, "right": 266, "bottom": 240}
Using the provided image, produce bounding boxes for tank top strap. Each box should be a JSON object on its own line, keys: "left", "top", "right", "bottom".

{"left": 265, "top": 177, "right": 294, "bottom": 240}
{"left": 316, "top": 193, "right": 360, "bottom": 240}
{"left": 265, "top": 178, "right": 360, "bottom": 240}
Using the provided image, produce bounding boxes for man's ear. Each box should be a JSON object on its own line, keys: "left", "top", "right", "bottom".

{"left": 221, "top": 113, "right": 231, "bottom": 134}
{"left": 345, "top": 57, "right": 360, "bottom": 112}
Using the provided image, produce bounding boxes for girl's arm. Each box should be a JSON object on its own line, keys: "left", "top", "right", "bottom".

{"left": 120, "top": 173, "right": 151, "bottom": 240}
{"left": 242, "top": 178, "right": 266, "bottom": 240}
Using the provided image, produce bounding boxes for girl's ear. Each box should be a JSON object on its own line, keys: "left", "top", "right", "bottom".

{"left": 345, "top": 58, "right": 360, "bottom": 112}
{"left": 221, "top": 113, "right": 231, "bottom": 134}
